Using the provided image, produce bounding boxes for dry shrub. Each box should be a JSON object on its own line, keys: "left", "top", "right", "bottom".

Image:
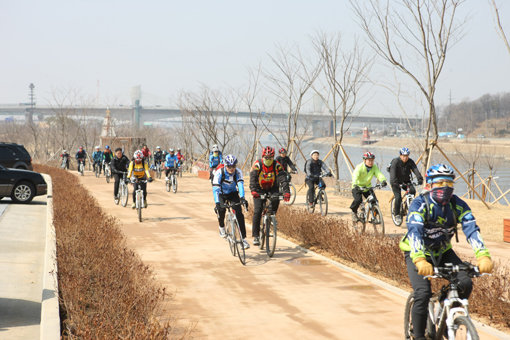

{"left": 34, "top": 164, "right": 174, "bottom": 339}
{"left": 272, "top": 205, "right": 510, "bottom": 329}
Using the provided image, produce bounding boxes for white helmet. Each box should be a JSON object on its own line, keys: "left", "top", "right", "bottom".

{"left": 95, "top": 146, "right": 100, "bottom": 150}
{"left": 310, "top": 150, "right": 320, "bottom": 157}
{"left": 212, "top": 145, "right": 219, "bottom": 152}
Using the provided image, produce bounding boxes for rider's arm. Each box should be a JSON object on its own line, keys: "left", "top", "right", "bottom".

{"left": 404, "top": 197, "right": 427, "bottom": 261}
{"left": 351, "top": 163, "right": 363, "bottom": 188}
{"left": 320, "top": 160, "right": 331, "bottom": 176}
{"left": 454, "top": 196, "right": 491, "bottom": 259}
{"left": 235, "top": 169, "right": 245, "bottom": 198}
{"left": 212, "top": 171, "right": 222, "bottom": 203}
{"left": 410, "top": 159, "right": 423, "bottom": 183}
{"left": 276, "top": 163, "right": 290, "bottom": 194}
{"left": 373, "top": 164, "right": 387, "bottom": 183}
{"left": 305, "top": 159, "right": 312, "bottom": 177}
{"left": 143, "top": 161, "right": 151, "bottom": 178}
{"left": 209, "top": 154, "right": 214, "bottom": 168}
{"left": 249, "top": 162, "right": 260, "bottom": 193}
{"left": 127, "top": 161, "right": 134, "bottom": 178}
{"left": 288, "top": 157, "right": 297, "bottom": 172}
{"left": 389, "top": 158, "right": 398, "bottom": 186}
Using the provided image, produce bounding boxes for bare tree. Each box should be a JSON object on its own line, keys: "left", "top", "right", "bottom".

{"left": 311, "top": 32, "right": 372, "bottom": 178}
{"left": 490, "top": 0, "right": 510, "bottom": 55}
{"left": 352, "top": 0, "right": 466, "bottom": 169}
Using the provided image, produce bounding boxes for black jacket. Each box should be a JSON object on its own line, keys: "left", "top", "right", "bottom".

{"left": 304, "top": 159, "right": 330, "bottom": 178}
{"left": 389, "top": 157, "right": 423, "bottom": 186}
{"left": 275, "top": 155, "right": 297, "bottom": 173}
{"left": 111, "top": 155, "right": 130, "bottom": 174}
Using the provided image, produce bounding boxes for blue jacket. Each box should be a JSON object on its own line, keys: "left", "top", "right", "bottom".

{"left": 92, "top": 151, "right": 103, "bottom": 162}
{"left": 165, "top": 154, "right": 179, "bottom": 168}
{"left": 212, "top": 167, "right": 245, "bottom": 203}
{"left": 399, "top": 193, "right": 490, "bottom": 261}
{"left": 209, "top": 152, "right": 223, "bottom": 168}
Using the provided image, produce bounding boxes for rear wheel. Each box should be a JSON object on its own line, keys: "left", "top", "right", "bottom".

{"left": 453, "top": 316, "right": 479, "bottom": 340}
{"left": 226, "top": 215, "right": 235, "bottom": 256}
{"left": 233, "top": 218, "right": 246, "bottom": 265}
{"left": 319, "top": 189, "right": 328, "bottom": 216}
{"left": 11, "top": 181, "right": 35, "bottom": 203}
{"left": 266, "top": 216, "right": 277, "bottom": 257}
{"left": 370, "top": 205, "right": 385, "bottom": 235}
{"left": 307, "top": 190, "right": 316, "bottom": 213}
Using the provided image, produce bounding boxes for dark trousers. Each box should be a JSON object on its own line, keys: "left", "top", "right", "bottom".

{"left": 306, "top": 177, "right": 325, "bottom": 204}
{"left": 93, "top": 161, "right": 102, "bottom": 173}
{"left": 392, "top": 183, "right": 416, "bottom": 215}
{"left": 252, "top": 192, "right": 280, "bottom": 237}
{"left": 77, "top": 159, "right": 85, "bottom": 172}
{"left": 132, "top": 181, "right": 147, "bottom": 201}
{"left": 217, "top": 193, "right": 247, "bottom": 239}
{"left": 165, "top": 168, "right": 177, "bottom": 177}
{"left": 113, "top": 174, "right": 121, "bottom": 197}
{"left": 405, "top": 249, "right": 473, "bottom": 338}
{"left": 350, "top": 187, "right": 374, "bottom": 213}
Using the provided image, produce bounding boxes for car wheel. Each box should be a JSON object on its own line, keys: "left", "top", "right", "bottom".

{"left": 11, "top": 181, "right": 35, "bottom": 203}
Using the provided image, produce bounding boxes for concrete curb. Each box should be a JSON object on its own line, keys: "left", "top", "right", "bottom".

{"left": 40, "top": 174, "right": 60, "bottom": 339}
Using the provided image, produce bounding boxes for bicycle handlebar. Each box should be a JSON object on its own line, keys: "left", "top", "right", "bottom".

{"left": 357, "top": 184, "right": 383, "bottom": 190}
{"left": 423, "top": 262, "right": 490, "bottom": 280}
{"left": 260, "top": 193, "right": 283, "bottom": 200}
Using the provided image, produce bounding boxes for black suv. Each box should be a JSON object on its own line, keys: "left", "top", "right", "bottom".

{"left": 0, "top": 143, "right": 33, "bottom": 170}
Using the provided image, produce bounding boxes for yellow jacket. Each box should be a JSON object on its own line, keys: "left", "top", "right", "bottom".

{"left": 127, "top": 160, "right": 151, "bottom": 179}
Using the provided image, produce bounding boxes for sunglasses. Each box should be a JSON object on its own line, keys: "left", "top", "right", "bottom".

{"left": 432, "top": 180, "right": 454, "bottom": 188}
{"left": 226, "top": 165, "right": 236, "bottom": 169}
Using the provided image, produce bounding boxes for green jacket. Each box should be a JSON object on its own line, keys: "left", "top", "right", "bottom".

{"left": 351, "top": 162, "right": 386, "bottom": 189}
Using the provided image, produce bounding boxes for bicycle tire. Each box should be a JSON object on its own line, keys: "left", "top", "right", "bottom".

{"left": 95, "top": 166, "right": 100, "bottom": 178}
{"left": 105, "top": 168, "right": 110, "bottom": 183}
{"left": 453, "top": 316, "right": 479, "bottom": 340}
{"left": 259, "top": 216, "right": 266, "bottom": 250}
{"left": 353, "top": 209, "right": 366, "bottom": 234}
{"left": 137, "top": 194, "right": 142, "bottom": 222}
{"left": 319, "top": 189, "right": 328, "bottom": 216}
{"left": 284, "top": 183, "right": 297, "bottom": 205}
{"left": 370, "top": 204, "right": 385, "bottom": 235}
{"left": 121, "top": 184, "right": 129, "bottom": 207}
{"left": 390, "top": 197, "right": 402, "bottom": 226}
{"left": 226, "top": 215, "right": 235, "bottom": 256}
{"left": 404, "top": 293, "right": 437, "bottom": 340}
{"left": 172, "top": 175, "right": 178, "bottom": 193}
{"left": 266, "top": 216, "right": 277, "bottom": 257}
{"left": 233, "top": 218, "right": 246, "bottom": 265}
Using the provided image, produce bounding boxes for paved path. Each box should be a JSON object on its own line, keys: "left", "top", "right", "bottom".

{"left": 0, "top": 196, "right": 47, "bottom": 339}
{"left": 77, "top": 172, "right": 507, "bottom": 339}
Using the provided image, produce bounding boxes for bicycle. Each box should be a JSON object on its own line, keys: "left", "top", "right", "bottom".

{"left": 61, "top": 156, "right": 69, "bottom": 170}
{"left": 165, "top": 169, "right": 178, "bottom": 193}
{"left": 353, "top": 184, "right": 385, "bottom": 235}
{"left": 259, "top": 193, "right": 282, "bottom": 257}
{"left": 104, "top": 161, "right": 111, "bottom": 183}
{"left": 115, "top": 172, "right": 129, "bottom": 207}
{"left": 404, "top": 261, "right": 488, "bottom": 339}
{"left": 390, "top": 181, "right": 418, "bottom": 227}
{"left": 220, "top": 200, "right": 246, "bottom": 265}
{"left": 307, "top": 174, "right": 329, "bottom": 216}
{"left": 94, "top": 162, "right": 101, "bottom": 178}
{"left": 281, "top": 172, "right": 297, "bottom": 205}
{"left": 155, "top": 161, "right": 162, "bottom": 179}
{"left": 132, "top": 178, "right": 148, "bottom": 222}
{"left": 77, "top": 159, "right": 85, "bottom": 176}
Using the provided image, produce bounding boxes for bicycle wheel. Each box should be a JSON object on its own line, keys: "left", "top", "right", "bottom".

{"left": 259, "top": 216, "right": 266, "bottom": 250}
{"left": 226, "top": 215, "right": 235, "bottom": 256}
{"left": 80, "top": 164, "right": 84, "bottom": 176}
{"left": 319, "top": 189, "right": 328, "bottom": 216}
{"left": 266, "top": 216, "right": 277, "bottom": 257}
{"left": 404, "top": 293, "right": 436, "bottom": 340}
{"left": 390, "top": 197, "right": 402, "bottom": 226}
{"left": 370, "top": 205, "right": 385, "bottom": 235}
{"left": 452, "top": 316, "right": 479, "bottom": 340}
{"left": 121, "top": 184, "right": 129, "bottom": 207}
{"left": 172, "top": 175, "right": 178, "bottom": 193}
{"left": 137, "top": 195, "right": 142, "bottom": 222}
{"left": 106, "top": 169, "right": 110, "bottom": 183}
{"left": 284, "top": 183, "right": 297, "bottom": 205}
{"left": 233, "top": 218, "right": 246, "bottom": 265}
{"left": 95, "top": 166, "right": 99, "bottom": 178}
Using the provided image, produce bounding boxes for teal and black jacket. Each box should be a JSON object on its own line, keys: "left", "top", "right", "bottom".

{"left": 399, "top": 193, "right": 490, "bottom": 261}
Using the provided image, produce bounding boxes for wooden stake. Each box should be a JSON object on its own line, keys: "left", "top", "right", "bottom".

{"left": 491, "top": 188, "right": 510, "bottom": 206}
{"left": 493, "top": 179, "right": 510, "bottom": 205}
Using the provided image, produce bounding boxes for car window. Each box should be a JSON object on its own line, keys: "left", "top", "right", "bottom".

{"left": 0, "top": 147, "right": 14, "bottom": 159}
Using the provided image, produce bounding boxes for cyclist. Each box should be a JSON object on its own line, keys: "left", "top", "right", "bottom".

{"left": 388, "top": 147, "right": 424, "bottom": 225}
{"left": 276, "top": 147, "right": 297, "bottom": 176}
{"left": 176, "top": 147, "right": 185, "bottom": 165}
{"left": 75, "top": 146, "right": 87, "bottom": 173}
{"left": 60, "top": 150, "right": 70, "bottom": 169}
{"left": 111, "top": 147, "right": 130, "bottom": 203}
{"left": 304, "top": 150, "right": 333, "bottom": 208}
{"left": 102, "top": 145, "right": 113, "bottom": 173}
{"left": 153, "top": 146, "right": 164, "bottom": 168}
{"left": 127, "top": 150, "right": 153, "bottom": 209}
{"left": 164, "top": 148, "right": 179, "bottom": 179}
{"left": 212, "top": 155, "right": 250, "bottom": 249}
{"left": 399, "top": 164, "right": 493, "bottom": 340}
{"left": 350, "top": 151, "right": 387, "bottom": 222}
{"left": 209, "top": 144, "right": 223, "bottom": 182}
{"left": 141, "top": 144, "right": 151, "bottom": 162}
{"left": 250, "top": 146, "right": 290, "bottom": 246}
{"left": 92, "top": 146, "right": 103, "bottom": 174}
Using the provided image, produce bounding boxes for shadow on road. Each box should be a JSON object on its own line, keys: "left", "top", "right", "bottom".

{"left": 0, "top": 298, "right": 41, "bottom": 331}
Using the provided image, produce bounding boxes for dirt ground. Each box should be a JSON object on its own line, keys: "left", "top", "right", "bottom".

{"left": 75, "top": 171, "right": 507, "bottom": 339}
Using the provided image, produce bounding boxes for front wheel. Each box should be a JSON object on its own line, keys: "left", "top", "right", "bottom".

{"left": 369, "top": 204, "right": 385, "bottom": 235}
{"left": 11, "top": 181, "right": 35, "bottom": 203}
{"left": 259, "top": 216, "right": 266, "bottom": 250}
{"left": 172, "top": 175, "right": 178, "bottom": 193}
{"left": 319, "top": 189, "right": 328, "bottom": 216}
{"left": 452, "top": 316, "right": 479, "bottom": 340}
{"left": 120, "top": 184, "right": 129, "bottom": 207}
{"left": 233, "top": 218, "right": 246, "bottom": 265}
{"left": 137, "top": 194, "right": 143, "bottom": 222}
{"left": 266, "top": 216, "right": 277, "bottom": 257}
{"left": 226, "top": 215, "right": 235, "bottom": 256}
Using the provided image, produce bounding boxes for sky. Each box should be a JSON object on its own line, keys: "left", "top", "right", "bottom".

{"left": 1, "top": 0, "right": 510, "bottom": 116}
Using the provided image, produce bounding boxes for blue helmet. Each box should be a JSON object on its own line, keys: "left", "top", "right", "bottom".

{"left": 399, "top": 147, "right": 410, "bottom": 155}
{"left": 224, "top": 154, "right": 238, "bottom": 167}
{"left": 426, "top": 164, "right": 455, "bottom": 183}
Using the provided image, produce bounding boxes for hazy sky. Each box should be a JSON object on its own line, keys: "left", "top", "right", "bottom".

{"left": 1, "top": 0, "right": 510, "bottom": 115}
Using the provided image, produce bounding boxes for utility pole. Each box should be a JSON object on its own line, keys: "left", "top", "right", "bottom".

{"left": 26, "top": 83, "right": 35, "bottom": 125}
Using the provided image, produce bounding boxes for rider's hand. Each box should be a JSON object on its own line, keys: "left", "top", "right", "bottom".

{"left": 148, "top": 177, "right": 153, "bottom": 183}
{"left": 327, "top": 172, "right": 333, "bottom": 177}
{"left": 381, "top": 180, "right": 387, "bottom": 187}
{"left": 417, "top": 179, "right": 424, "bottom": 186}
{"left": 130, "top": 179, "right": 136, "bottom": 184}
{"left": 215, "top": 202, "right": 222, "bottom": 211}
{"left": 283, "top": 193, "right": 291, "bottom": 202}
{"left": 251, "top": 191, "right": 260, "bottom": 199}
{"left": 241, "top": 198, "right": 249, "bottom": 209}
{"left": 414, "top": 257, "right": 433, "bottom": 276}
{"left": 477, "top": 256, "right": 494, "bottom": 274}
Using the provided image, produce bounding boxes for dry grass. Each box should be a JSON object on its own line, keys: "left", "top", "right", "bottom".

{"left": 34, "top": 164, "right": 175, "bottom": 339}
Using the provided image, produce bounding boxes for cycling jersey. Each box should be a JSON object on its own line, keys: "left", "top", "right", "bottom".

{"left": 75, "top": 150, "right": 87, "bottom": 160}
{"left": 389, "top": 157, "right": 423, "bottom": 186}
{"left": 165, "top": 154, "right": 179, "bottom": 168}
{"left": 103, "top": 150, "right": 113, "bottom": 163}
{"left": 304, "top": 159, "right": 329, "bottom": 178}
{"left": 111, "top": 155, "right": 130, "bottom": 174}
{"left": 177, "top": 152, "right": 185, "bottom": 162}
{"left": 92, "top": 151, "right": 103, "bottom": 162}
{"left": 154, "top": 151, "right": 164, "bottom": 162}
{"left": 275, "top": 155, "right": 297, "bottom": 173}
{"left": 141, "top": 148, "right": 151, "bottom": 159}
{"left": 209, "top": 152, "right": 223, "bottom": 168}
{"left": 351, "top": 162, "right": 386, "bottom": 190}
{"left": 249, "top": 159, "right": 288, "bottom": 193}
{"left": 399, "top": 193, "right": 490, "bottom": 261}
{"left": 127, "top": 159, "right": 151, "bottom": 179}
{"left": 212, "top": 167, "right": 245, "bottom": 203}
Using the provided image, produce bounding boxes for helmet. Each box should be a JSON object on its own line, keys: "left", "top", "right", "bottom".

{"left": 156, "top": 146, "right": 161, "bottom": 149}
{"left": 363, "top": 152, "right": 375, "bottom": 159}
{"left": 310, "top": 150, "right": 320, "bottom": 157}
{"left": 177, "top": 147, "right": 181, "bottom": 151}
{"left": 262, "top": 146, "right": 275, "bottom": 158}
{"left": 105, "top": 145, "right": 110, "bottom": 150}
{"left": 399, "top": 147, "right": 410, "bottom": 155}
{"left": 79, "top": 146, "right": 83, "bottom": 150}
{"left": 95, "top": 146, "right": 99, "bottom": 150}
{"left": 169, "top": 148, "right": 175, "bottom": 153}
{"left": 212, "top": 145, "right": 219, "bottom": 152}
{"left": 426, "top": 164, "right": 455, "bottom": 183}
{"left": 279, "top": 148, "right": 287, "bottom": 154}
{"left": 224, "top": 154, "right": 238, "bottom": 167}
{"left": 63, "top": 150, "right": 67, "bottom": 153}
{"left": 133, "top": 150, "right": 143, "bottom": 162}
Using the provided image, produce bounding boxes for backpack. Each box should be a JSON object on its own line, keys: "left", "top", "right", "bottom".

{"left": 421, "top": 193, "right": 459, "bottom": 243}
